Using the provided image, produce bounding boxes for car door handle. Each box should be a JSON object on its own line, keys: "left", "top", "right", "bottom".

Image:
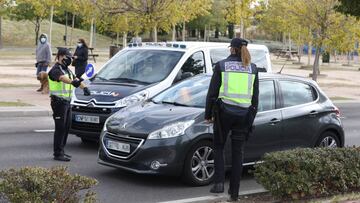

{"left": 269, "top": 118, "right": 281, "bottom": 125}
{"left": 309, "top": 110, "right": 318, "bottom": 116}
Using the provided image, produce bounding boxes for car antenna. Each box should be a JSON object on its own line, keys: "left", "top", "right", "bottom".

{"left": 277, "top": 60, "right": 287, "bottom": 74}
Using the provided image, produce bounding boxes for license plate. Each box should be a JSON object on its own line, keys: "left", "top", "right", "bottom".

{"left": 106, "top": 140, "right": 131, "bottom": 153}
{"left": 74, "top": 115, "right": 100, "bottom": 124}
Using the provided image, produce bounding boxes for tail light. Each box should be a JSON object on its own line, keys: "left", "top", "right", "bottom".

{"left": 334, "top": 106, "right": 340, "bottom": 117}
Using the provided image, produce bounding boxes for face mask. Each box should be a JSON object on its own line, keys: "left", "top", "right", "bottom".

{"left": 40, "top": 38, "right": 46, "bottom": 43}
{"left": 62, "top": 56, "right": 72, "bottom": 67}
{"left": 77, "top": 43, "right": 83, "bottom": 48}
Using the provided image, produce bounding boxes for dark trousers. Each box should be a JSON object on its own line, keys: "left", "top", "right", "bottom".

{"left": 50, "top": 96, "right": 71, "bottom": 157}
{"left": 75, "top": 63, "right": 87, "bottom": 79}
{"left": 213, "top": 109, "right": 249, "bottom": 197}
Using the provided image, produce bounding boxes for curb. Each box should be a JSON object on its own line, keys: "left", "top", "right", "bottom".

{"left": 158, "top": 188, "right": 268, "bottom": 203}
{"left": 0, "top": 107, "right": 52, "bottom": 118}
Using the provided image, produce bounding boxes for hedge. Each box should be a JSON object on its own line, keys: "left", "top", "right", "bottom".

{"left": 0, "top": 166, "right": 98, "bottom": 203}
{"left": 253, "top": 147, "right": 360, "bottom": 200}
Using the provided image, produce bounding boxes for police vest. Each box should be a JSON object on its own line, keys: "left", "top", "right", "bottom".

{"left": 218, "top": 61, "right": 255, "bottom": 108}
{"left": 48, "top": 67, "right": 74, "bottom": 100}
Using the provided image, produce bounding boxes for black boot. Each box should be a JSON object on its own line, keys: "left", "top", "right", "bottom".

{"left": 227, "top": 187, "right": 238, "bottom": 202}
{"left": 210, "top": 183, "right": 224, "bottom": 193}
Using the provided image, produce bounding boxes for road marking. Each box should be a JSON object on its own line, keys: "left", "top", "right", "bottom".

{"left": 158, "top": 189, "right": 267, "bottom": 203}
{"left": 34, "top": 129, "right": 54, "bottom": 133}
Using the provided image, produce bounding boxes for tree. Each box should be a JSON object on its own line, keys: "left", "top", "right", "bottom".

{"left": 9, "top": 0, "right": 61, "bottom": 45}
{"left": 336, "top": 0, "right": 360, "bottom": 18}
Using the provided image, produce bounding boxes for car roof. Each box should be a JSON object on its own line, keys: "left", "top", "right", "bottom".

{"left": 126, "top": 41, "right": 269, "bottom": 52}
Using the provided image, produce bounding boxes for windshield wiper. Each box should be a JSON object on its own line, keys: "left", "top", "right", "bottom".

{"left": 161, "top": 101, "right": 190, "bottom": 107}
{"left": 107, "top": 77, "right": 149, "bottom": 84}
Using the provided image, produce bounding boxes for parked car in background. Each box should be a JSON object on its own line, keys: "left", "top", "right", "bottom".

{"left": 70, "top": 42, "right": 272, "bottom": 142}
{"left": 98, "top": 73, "right": 344, "bottom": 186}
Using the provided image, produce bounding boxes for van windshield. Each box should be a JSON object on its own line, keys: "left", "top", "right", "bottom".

{"left": 95, "top": 50, "right": 184, "bottom": 84}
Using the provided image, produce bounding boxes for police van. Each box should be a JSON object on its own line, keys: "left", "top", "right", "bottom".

{"left": 70, "top": 42, "right": 272, "bottom": 142}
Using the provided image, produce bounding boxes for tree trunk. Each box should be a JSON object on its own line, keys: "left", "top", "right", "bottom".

{"left": 172, "top": 23, "right": 176, "bottom": 41}
{"left": 89, "top": 18, "right": 94, "bottom": 48}
{"left": 348, "top": 52, "right": 351, "bottom": 65}
{"left": 70, "top": 14, "right": 75, "bottom": 45}
{"left": 307, "top": 42, "right": 312, "bottom": 66}
{"left": 65, "top": 11, "right": 68, "bottom": 46}
{"left": 228, "top": 23, "right": 234, "bottom": 39}
{"left": 240, "top": 18, "right": 244, "bottom": 38}
{"left": 182, "top": 21, "right": 186, "bottom": 41}
{"left": 49, "top": 5, "right": 54, "bottom": 45}
{"left": 153, "top": 24, "right": 157, "bottom": 42}
{"left": 312, "top": 45, "right": 321, "bottom": 81}
{"left": 123, "top": 32, "right": 127, "bottom": 47}
{"left": 0, "top": 15, "right": 3, "bottom": 49}
{"left": 215, "top": 26, "right": 219, "bottom": 38}
{"left": 204, "top": 25, "right": 207, "bottom": 42}
{"left": 116, "top": 32, "right": 119, "bottom": 45}
{"left": 35, "top": 17, "right": 40, "bottom": 46}
{"left": 334, "top": 50, "right": 337, "bottom": 63}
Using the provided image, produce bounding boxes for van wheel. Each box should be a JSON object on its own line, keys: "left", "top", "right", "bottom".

{"left": 182, "top": 140, "right": 214, "bottom": 186}
{"left": 315, "top": 131, "right": 340, "bottom": 148}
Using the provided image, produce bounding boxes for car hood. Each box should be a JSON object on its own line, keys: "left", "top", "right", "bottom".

{"left": 106, "top": 102, "right": 204, "bottom": 138}
{"left": 74, "top": 81, "right": 149, "bottom": 102}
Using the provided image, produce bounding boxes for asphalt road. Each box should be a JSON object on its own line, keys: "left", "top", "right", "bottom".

{"left": 0, "top": 102, "right": 359, "bottom": 203}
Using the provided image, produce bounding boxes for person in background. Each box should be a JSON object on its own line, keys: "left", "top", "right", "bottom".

{"left": 48, "top": 48, "right": 91, "bottom": 162}
{"left": 35, "top": 33, "right": 51, "bottom": 92}
{"left": 205, "top": 38, "right": 259, "bottom": 202}
{"left": 72, "top": 38, "right": 89, "bottom": 78}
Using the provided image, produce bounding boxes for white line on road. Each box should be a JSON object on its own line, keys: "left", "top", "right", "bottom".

{"left": 158, "top": 189, "right": 267, "bottom": 203}
{"left": 34, "top": 129, "right": 54, "bottom": 133}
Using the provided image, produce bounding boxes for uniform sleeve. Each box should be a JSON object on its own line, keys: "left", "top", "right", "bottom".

{"left": 48, "top": 67, "right": 64, "bottom": 82}
{"left": 205, "top": 63, "right": 222, "bottom": 120}
{"left": 251, "top": 64, "right": 259, "bottom": 111}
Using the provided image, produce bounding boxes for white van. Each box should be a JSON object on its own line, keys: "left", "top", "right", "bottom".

{"left": 70, "top": 42, "right": 272, "bottom": 142}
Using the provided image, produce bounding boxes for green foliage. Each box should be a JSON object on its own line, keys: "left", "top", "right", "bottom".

{"left": 336, "top": 0, "right": 360, "bottom": 18}
{"left": 254, "top": 147, "right": 360, "bottom": 200}
{"left": 0, "top": 166, "right": 98, "bottom": 203}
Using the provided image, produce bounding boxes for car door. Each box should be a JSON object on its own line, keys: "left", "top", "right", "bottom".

{"left": 224, "top": 79, "right": 283, "bottom": 164}
{"left": 279, "top": 80, "right": 321, "bottom": 149}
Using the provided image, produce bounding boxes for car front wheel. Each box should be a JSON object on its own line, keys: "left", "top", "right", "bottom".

{"left": 315, "top": 131, "right": 340, "bottom": 148}
{"left": 182, "top": 140, "right": 214, "bottom": 186}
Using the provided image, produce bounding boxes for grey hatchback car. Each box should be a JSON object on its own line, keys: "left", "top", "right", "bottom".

{"left": 98, "top": 73, "right": 344, "bottom": 186}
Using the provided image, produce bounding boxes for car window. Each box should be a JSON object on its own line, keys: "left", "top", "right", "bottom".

{"left": 153, "top": 76, "right": 210, "bottom": 108}
{"left": 280, "top": 81, "right": 316, "bottom": 107}
{"left": 95, "top": 50, "right": 184, "bottom": 84}
{"left": 174, "top": 51, "right": 205, "bottom": 83}
{"left": 210, "top": 48, "right": 268, "bottom": 71}
{"left": 258, "top": 80, "right": 276, "bottom": 112}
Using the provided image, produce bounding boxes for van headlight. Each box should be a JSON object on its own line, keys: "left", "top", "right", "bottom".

{"left": 115, "top": 90, "right": 149, "bottom": 108}
{"left": 148, "top": 120, "right": 195, "bottom": 139}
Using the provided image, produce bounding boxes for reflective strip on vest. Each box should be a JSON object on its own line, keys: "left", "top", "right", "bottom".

{"left": 48, "top": 68, "right": 73, "bottom": 100}
{"left": 219, "top": 62, "right": 255, "bottom": 108}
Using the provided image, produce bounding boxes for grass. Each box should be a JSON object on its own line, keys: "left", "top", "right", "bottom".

{"left": 0, "top": 101, "right": 32, "bottom": 107}
{"left": 2, "top": 18, "right": 113, "bottom": 48}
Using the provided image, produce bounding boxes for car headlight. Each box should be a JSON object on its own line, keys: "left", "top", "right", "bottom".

{"left": 115, "top": 90, "right": 149, "bottom": 108}
{"left": 148, "top": 120, "right": 195, "bottom": 139}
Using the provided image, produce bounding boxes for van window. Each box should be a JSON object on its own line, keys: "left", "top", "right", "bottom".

{"left": 280, "top": 81, "right": 317, "bottom": 107}
{"left": 94, "top": 50, "right": 184, "bottom": 84}
{"left": 259, "top": 80, "right": 276, "bottom": 112}
{"left": 174, "top": 51, "right": 205, "bottom": 83}
{"left": 210, "top": 48, "right": 268, "bottom": 71}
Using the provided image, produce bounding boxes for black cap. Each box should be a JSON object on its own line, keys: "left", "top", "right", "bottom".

{"left": 229, "top": 38, "right": 248, "bottom": 48}
{"left": 57, "top": 47, "right": 72, "bottom": 57}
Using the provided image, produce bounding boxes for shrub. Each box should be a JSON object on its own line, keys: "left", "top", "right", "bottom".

{"left": 0, "top": 166, "right": 98, "bottom": 203}
{"left": 253, "top": 147, "right": 360, "bottom": 200}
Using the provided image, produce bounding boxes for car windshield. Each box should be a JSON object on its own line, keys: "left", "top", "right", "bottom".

{"left": 95, "top": 50, "right": 184, "bottom": 84}
{"left": 210, "top": 48, "right": 268, "bottom": 70}
{"left": 152, "top": 76, "right": 210, "bottom": 108}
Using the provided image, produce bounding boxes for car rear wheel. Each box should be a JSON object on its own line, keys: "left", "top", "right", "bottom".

{"left": 182, "top": 140, "right": 214, "bottom": 186}
{"left": 316, "top": 131, "right": 340, "bottom": 148}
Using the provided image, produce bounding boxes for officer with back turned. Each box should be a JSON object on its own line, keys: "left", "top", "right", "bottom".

{"left": 205, "top": 38, "right": 259, "bottom": 202}
{"left": 48, "top": 48, "right": 91, "bottom": 162}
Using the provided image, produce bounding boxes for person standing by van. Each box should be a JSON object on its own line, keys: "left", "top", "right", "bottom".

{"left": 35, "top": 33, "right": 51, "bottom": 92}
{"left": 72, "top": 39, "right": 89, "bottom": 78}
{"left": 48, "top": 48, "right": 91, "bottom": 161}
{"left": 205, "top": 38, "right": 259, "bottom": 202}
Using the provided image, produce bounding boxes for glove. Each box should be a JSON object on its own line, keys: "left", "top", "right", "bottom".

{"left": 71, "top": 79, "right": 81, "bottom": 88}
{"left": 83, "top": 87, "right": 91, "bottom": 96}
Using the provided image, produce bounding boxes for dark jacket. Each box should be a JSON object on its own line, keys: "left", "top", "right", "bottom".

{"left": 205, "top": 54, "right": 259, "bottom": 121}
{"left": 72, "top": 46, "right": 88, "bottom": 68}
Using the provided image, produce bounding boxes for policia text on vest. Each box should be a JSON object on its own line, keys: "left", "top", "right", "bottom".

{"left": 205, "top": 38, "right": 259, "bottom": 202}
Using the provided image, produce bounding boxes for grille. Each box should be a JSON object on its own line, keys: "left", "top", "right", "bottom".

{"left": 72, "top": 106, "right": 112, "bottom": 114}
{"left": 103, "top": 133, "right": 144, "bottom": 159}
{"left": 71, "top": 122, "right": 104, "bottom": 133}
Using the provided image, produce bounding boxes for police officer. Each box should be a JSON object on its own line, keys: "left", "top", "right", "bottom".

{"left": 48, "top": 48, "right": 91, "bottom": 162}
{"left": 205, "top": 38, "right": 259, "bottom": 201}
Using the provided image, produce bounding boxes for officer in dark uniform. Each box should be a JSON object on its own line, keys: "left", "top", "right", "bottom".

{"left": 48, "top": 48, "right": 91, "bottom": 161}
{"left": 205, "top": 38, "right": 259, "bottom": 201}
